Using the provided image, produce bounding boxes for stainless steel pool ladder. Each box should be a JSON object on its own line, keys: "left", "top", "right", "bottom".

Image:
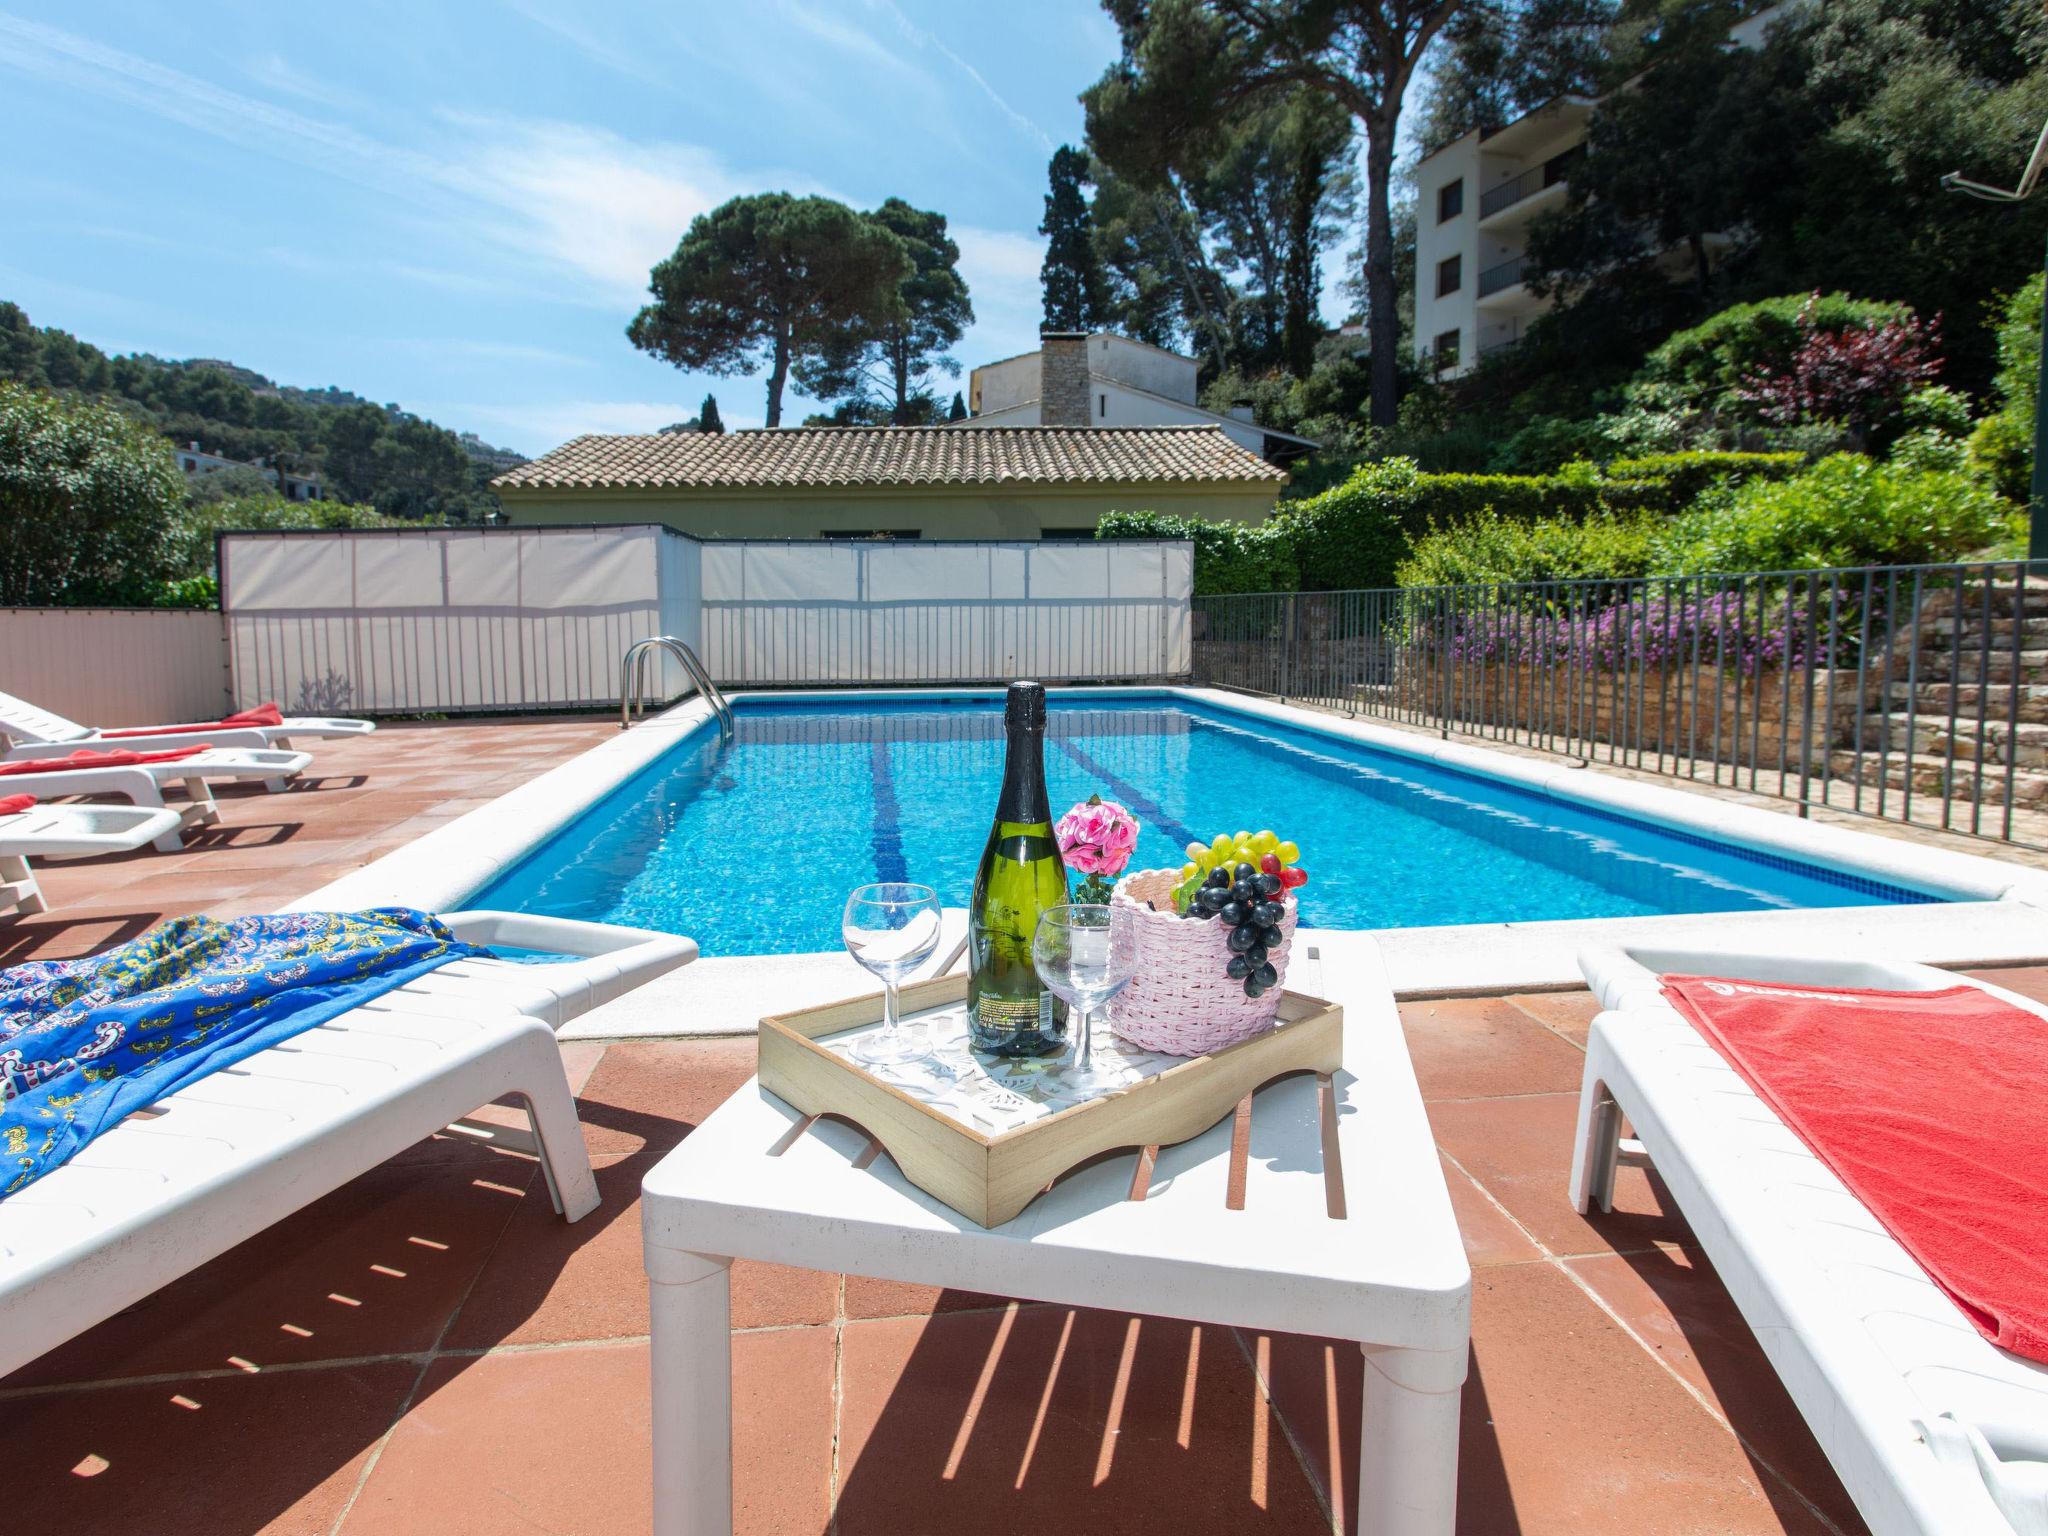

{"left": 620, "top": 636, "right": 733, "bottom": 735}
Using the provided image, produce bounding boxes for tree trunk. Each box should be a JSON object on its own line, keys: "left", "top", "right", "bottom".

{"left": 892, "top": 339, "right": 911, "bottom": 425}
{"left": 1282, "top": 137, "right": 1321, "bottom": 379}
{"left": 765, "top": 331, "right": 790, "bottom": 429}
{"left": 1362, "top": 108, "right": 1399, "bottom": 429}
{"left": 1688, "top": 230, "right": 1712, "bottom": 297}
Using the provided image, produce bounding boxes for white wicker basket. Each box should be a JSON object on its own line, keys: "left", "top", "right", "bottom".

{"left": 1106, "top": 868, "right": 1296, "bottom": 1056}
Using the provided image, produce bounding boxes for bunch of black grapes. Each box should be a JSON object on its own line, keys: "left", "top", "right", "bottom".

{"left": 1184, "top": 863, "right": 1284, "bottom": 998}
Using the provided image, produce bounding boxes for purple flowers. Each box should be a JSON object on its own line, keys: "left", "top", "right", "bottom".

{"left": 1426, "top": 589, "right": 1843, "bottom": 677}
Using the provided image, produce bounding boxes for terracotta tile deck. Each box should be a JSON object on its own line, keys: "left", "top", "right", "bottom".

{"left": 3, "top": 717, "right": 2033, "bottom": 1534}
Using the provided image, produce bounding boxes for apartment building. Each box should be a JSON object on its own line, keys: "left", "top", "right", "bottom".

{"left": 1413, "top": 2, "right": 1798, "bottom": 377}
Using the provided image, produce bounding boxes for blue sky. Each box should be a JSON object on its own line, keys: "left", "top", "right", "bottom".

{"left": 0, "top": 2, "right": 1134, "bottom": 453}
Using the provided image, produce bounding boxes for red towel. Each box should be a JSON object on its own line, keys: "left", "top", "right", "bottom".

{"left": 0, "top": 793, "right": 33, "bottom": 815}
{"left": 1662, "top": 975, "right": 2048, "bottom": 1364}
{"left": 102, "top": 701, "right": 284, "bottom": 738}
{"left": 0, "top": 746, "right": 210, "bottom": 777}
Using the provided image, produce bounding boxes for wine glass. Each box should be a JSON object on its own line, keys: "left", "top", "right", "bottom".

{"left": 842, "top": 882, "right": 943, "bottom": 1066}
{"left": 1032, "top": 903, "right": 1139, "bottom": 1097}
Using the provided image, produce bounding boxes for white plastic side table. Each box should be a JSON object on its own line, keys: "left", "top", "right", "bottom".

{"left": 640, "top": 933, "right": 1471, "bottom": 1535}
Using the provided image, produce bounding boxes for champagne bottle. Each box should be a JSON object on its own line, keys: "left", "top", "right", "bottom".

{"left": 967, "top": 681, "right": 1070, "bottom": 1056}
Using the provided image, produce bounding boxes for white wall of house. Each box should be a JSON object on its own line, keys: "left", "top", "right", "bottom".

{"left": 969, "top": 333, "right": 1202, "bottom": 417}
{"left": 968, "top": 381, "right": 1270, "bottom": 456}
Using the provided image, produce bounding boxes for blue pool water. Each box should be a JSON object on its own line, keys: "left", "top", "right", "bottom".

{"left": 474, "top": 694, "right": 1942, "bottom": 956}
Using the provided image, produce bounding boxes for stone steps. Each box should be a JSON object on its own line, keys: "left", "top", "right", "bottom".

{"left": 1886, "top": 681, "right": 2048, "bottom": 723}
{"left": 1825, "top": 746, "right": 2048, "bottom": 806}
{"left": 1865, "top": 714, "right": 2048, "bottom": 768}
{"left": 1897, "top": 649, "right": 2048, "bottom": 685}
{"left": 1914, "top": 615, "right": 2048, "bottom": 649}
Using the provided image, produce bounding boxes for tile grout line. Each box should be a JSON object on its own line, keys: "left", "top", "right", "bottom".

{"left": 1499, "top": 995, "right": 1596, "bottom": 1053}
{"left": 828, "top": 1273, "right": 845, "bottom": 1536}
{"left": 1227, "top": 1323, "right": 1343, "bottom": 1536}
{"left": 323, "top": 1149, "right": 544, "bottom": 1536}
{"left": 1437, "top": 1144, "right": 1854, "bottom": 1536}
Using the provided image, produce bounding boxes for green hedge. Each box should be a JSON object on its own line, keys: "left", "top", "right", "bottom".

{"left": 1395, "top": 510, "right": 1665, "bottom": 588}
{"left": 1274, "top": 459, "right": 1673, "bottom": 591}
{"left": 1096, "top": 509, "right": 1299, "bottom": 595}
{"left": 1658, "top": 454, "right": 2016, "bottom": 574}
{"left": 1604, "top": 451, "right": 1805, "bottom": 507}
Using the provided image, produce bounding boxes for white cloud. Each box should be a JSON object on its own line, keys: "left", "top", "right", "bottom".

{"left": 0, "top": 15, "right": 795, "bottom": 310}
{"left": 952, "top": 224, "right": 1045, "bottom": 364}
{"left": 860, "top": 0, "right": 1052, "bottom": 151}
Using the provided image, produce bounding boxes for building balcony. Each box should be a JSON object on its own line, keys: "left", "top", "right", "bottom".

{"left": 1478, "top": 146, "right": 1582, "bottom": 224}
{"left": 1477, "top": 253, "right": 1534, "bottom": 299}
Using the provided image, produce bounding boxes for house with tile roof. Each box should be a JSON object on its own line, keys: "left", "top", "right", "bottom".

{"left": 489, "top": 424, "right": 1285, "bottom": 540}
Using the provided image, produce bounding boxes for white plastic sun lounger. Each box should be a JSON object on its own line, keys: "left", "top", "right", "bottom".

{"left": 0, "top": 910, "right": 696, "bottom": 1380}
{"left": 0, "top": 802, "right": 185, "bottom": 916}
{"left": 0, "top": 747, "right": 314, "bottom": 849}
{"left": 1573, "top": 944, "right": 2048, "bottom": 1536}
{"left": 0, "top": 687, "right": 374, "bottom": 756}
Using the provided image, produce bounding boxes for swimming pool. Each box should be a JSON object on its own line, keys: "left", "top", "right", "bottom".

{"left": 472, "top": 693, "right": 1944, "bottom": 956}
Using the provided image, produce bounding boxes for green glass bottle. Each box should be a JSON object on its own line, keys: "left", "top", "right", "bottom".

{"left": 967, "top": 681, "right": 1070, "bottom": 1056}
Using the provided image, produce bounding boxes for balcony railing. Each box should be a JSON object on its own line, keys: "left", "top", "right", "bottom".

{"left": 1477, "top": 254, "right": 1533, "bottom": 298}
{"left": 1477, "top": 146, "right": 1582, "bottom": 219}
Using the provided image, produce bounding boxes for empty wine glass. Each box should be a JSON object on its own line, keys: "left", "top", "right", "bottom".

{"left": 1032, "top": 903, "right": 1139, "bottom": 1097}
{"left": 842, "top": 882, "right": 942, "bottom": 1066}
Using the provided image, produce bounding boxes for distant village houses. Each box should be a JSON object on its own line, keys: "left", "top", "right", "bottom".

{"left": 173, "top": 440, "right": 324, "bottom": 501}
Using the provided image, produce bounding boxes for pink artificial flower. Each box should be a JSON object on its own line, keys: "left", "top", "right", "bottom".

{"left": 1056, "top": 796, "right": 1140, "bottom": 878}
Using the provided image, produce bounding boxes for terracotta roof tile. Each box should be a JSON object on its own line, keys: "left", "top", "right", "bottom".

{"left": 490, "top": 426, "right": 1287, "bottom": 492}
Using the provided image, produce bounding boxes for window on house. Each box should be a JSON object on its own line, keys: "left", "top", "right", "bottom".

{"left": 1098, "top": 393, "right": 1107, "bottom": 419}
{"left": 1437, "top": 255, "right": 1462, "bottom": 297}
{"left": 1040, "top": 527, "right": 1099, "bottom": 541}
{"left": 1433, "top": 329, "right": 1462, "bottom": 371}
{"left": 1437, "top": 179, "right": 1463, "bottom": 222}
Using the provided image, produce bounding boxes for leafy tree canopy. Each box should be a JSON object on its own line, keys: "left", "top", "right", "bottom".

{"left": 628, "top": 193, "right": 912, "bottom": 428}
{"left": 798, "top": 198, "right": 974, "bottom": 424}
{"left": 0, "top": 380, "right": 182, "bottom": 605}
{"left": 0, "top": 301, "right": 512, "bottom": 523}
{"left": 1085, "top": 0, "right": 1465, "bottom": 428}
{"left": 1041, "top": 145, "right": 1111, "bottom": 331}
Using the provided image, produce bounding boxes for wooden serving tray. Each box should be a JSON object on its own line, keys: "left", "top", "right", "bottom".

{"left": 757, "top": 974, "right": 1342, "bottom": 1228}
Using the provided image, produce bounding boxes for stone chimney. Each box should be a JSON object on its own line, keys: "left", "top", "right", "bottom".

{"left": 1038, "top": 331, "right": 1091, "bottom": 427}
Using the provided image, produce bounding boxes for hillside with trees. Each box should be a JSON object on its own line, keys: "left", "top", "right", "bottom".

{"left": 0, "top": 301, "right": 522, "bottom": 523}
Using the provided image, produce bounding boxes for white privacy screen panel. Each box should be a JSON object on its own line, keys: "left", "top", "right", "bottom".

{"left": 220, "top": 525, "right": 692, "bottom": 713}
{"left": 220, "top": 527, "right": 1192, "bottom": 711}
{"left": 697, "top": 539, "right": 1192, "bottom": 686}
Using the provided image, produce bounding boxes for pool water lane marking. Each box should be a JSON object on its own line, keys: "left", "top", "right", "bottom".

{"left": 868, "top": 739, "right": 910, "bottom": 885}
{"left": 1051, "top": 737, "right": 1201, "bottom": 858}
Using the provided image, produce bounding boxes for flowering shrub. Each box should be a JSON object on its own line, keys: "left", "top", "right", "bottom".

{"left": 1422, "top": 586, "right": 1848, "bottom": 677}
{"left": 1733, "top": 296, "right": 1941, "bottom": 446}
{"left": 1055, "top": 795, "right": 1141, "bottom": 904}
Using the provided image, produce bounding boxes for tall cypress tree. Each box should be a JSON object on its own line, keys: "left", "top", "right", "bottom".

{"left": 1040, "top": 145, "right": 1108, "bottom": 331}
{"left": 699, "top": 392, "right": 724, "bottom": 434}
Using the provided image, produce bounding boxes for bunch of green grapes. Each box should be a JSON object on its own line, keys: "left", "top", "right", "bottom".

{"left": 1170, "top": 828, "right": 1306, "bottom": 916}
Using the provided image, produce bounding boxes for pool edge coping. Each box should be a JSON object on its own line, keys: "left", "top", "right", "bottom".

{"left": 291, "top": 685, "right": 2048, "bottom": 1000}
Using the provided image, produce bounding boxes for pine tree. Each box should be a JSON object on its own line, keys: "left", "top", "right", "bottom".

{"left": 948, "top": 391, "right": 968, "bottom": 421}
{"left": 700, "top": 393, "right": 724, "bottom": 434}
{"left": 1040, "top": 145, "right": 1107, "bottom": 331}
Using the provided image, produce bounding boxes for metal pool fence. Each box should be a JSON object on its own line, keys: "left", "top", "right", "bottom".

{"left": 1193, "top": 561, "right": 2048, "bottom": 848}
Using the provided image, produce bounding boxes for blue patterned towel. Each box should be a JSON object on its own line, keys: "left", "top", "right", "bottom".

{"left": 1, "top": 908, "right": 490, "bottom": 1196}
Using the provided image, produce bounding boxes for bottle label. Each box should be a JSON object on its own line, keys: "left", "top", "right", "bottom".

{"left": 974, "top": 992, "right": 1053, "bottom": 1035}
